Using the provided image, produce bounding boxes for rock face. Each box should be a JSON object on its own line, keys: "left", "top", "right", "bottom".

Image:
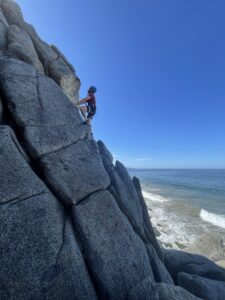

{"left": 164, "top": 249, "right": 225, "bottom": 300}
{"left": 0, "top": 1, "right": 222, "bottom": 299}
{"left": 0, "top": 0, "right": 80, "bottom": 103}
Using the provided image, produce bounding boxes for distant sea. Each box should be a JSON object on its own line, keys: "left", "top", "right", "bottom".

{"left": 128, "top": 169, "right": 225, "bottom": 248}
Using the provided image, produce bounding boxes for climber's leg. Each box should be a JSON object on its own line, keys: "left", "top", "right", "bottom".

{"left": 79, "top": 106, "right": 87, "bottom": 120}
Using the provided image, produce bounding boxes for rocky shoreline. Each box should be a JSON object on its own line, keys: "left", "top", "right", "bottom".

{"left": 0, "top": 1, "right": 225, "bottom": 299}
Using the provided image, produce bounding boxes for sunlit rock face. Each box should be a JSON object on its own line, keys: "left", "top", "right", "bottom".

{"left": 0, "top": 1, "right": 223, "bottom": 299}
{"left": 0, "top": 0, "right": 80, "bottom": 103}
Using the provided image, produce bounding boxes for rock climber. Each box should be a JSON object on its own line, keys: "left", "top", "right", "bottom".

{"left": 77, "top": 86, "right": 97, "bottom": 126}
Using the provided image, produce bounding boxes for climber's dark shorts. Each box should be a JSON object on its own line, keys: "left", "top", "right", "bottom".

{"left": 87, "top": 104, "right": 96, "bottom": 119}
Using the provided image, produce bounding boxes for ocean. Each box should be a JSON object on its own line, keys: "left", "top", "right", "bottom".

{"left": 128, "top": 169, "right": 225, "bottom": 248}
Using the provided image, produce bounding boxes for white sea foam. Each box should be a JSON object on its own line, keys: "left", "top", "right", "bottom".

{"left": 142, "top": 190, "right": 168, "bottom": 203}
{"left": 200, "top": 209, "right": 225, "bottom": 229}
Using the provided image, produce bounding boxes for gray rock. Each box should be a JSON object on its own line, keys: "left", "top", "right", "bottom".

{"left": 1, "top": 0, "right": 24, "bottom": 26}
{"left": 178, "top": 272, "right": 225, "bottom": 300}
{"left": 49, "top": 57, "right": 80, "bottom": 103}
{"left": 0, "top": 8, "right": 8, "bottom": 49}
{"left": 0, "top": 126, "right": 47, "bottom": 205}
{"left": 98, "top": 141, "right": 144, "bottom": 233}
{"left": 40, "top": 139, "right": 111, "bottom": 206}
{"left": 0, "top": 99, "right": 3, "bottom": 123}
{"left": 0, "top": 125, "right": 97, "bottom": 299}
{"left": 164, "top": 249, "right": 225, "bottom": 284}
{"left": 8, "top": 24, "right": 44, "bottom": 73}
{"left": 0, "top": 57, "right": 81, "bottom": 127}
{"left": 51, "top": 44, "right": 75, "bottom": 73}
{"left": 73, "top": 190, "right": 154, "bottom": 300}
{"left": 145, "top": 243, "right": 173, "bottom": 284}
{"left": 133, "top": 176, "right": 163, "bottom": 261}
{"left": 24, "top": 123, "right": 88, "bottom": 158}
{"left": 98, "top": 141, "right": 171, "bottom": 283}
{"left": 128, "top": 277, "right": 201, "bottom": 300}
{"left": 28, "top": 35, "right": 58, "bottom": 74}
{"left": 0, "top": 7, "right": 9, "bottom": 28}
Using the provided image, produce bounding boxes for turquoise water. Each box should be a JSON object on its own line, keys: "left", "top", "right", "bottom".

{"left": 128, "top": 169, "right": 225, "bottom": 246}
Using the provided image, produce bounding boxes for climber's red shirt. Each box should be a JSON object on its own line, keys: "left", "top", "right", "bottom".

{"left": 86, "top": 94, "right": 96, "bottom": 107}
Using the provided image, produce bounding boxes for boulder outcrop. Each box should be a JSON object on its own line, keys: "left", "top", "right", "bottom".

{"left": 0, "top": 1, "right": 224, "bottom": 299}
{"left": 0, "top": 0, "right": 80, "bottom": 103}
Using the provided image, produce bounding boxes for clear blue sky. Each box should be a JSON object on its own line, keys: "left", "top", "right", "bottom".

{"left": 17, "top": 0, "right": 225, "bottom": 168}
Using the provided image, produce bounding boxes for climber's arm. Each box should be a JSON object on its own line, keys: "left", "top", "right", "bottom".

{"left": 77, "top": 96, "right": 91, "bottom": 105}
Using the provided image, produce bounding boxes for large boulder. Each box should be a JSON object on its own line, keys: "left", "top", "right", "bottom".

{"left": 1, "top": 0, "right": 24, "bottom": 27}
{"left": 73, "top": 190, "right": 154, "bottom": 300}
{"left": 8, "top": 24, "right": 44, "bottom": 73}
{"left": 178, "top": 272, "right": 225, "bottom": 300}
{"left": 40, "top": 139, "right": 111, "bottom": 206}
{"left": 0, "top": 126, "right": 97, "bottom": 299}
{"left": 98, "top": 141, "right": 172, "bottom": 284}
{"left": 0, "top": 56, "right": 110, "bottom": 207}
{"left": 128, "top": 277, "right": 201, "bottom": 300}
{"left": 49, "top": 57, "right": 80, "bottom": 103}
{"left": 133, "top": 175, "right": 163, "bottom": 260}
{"left": 164, "top": 249, "right": 225, "bottom": 283}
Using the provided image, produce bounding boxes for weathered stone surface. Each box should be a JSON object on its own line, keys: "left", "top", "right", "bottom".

{"left": 24, "top": 123, "right": 88, "bottom": 158}
{"left": 8, "top": 24, "right": 44, "bottom": 73}
{"left": 29, "top": 36, "right": 58, "bottom": 73}
{"left": 49, "top": 57, "right": 80, "bottom": 103}
{"left": 0, "top": 7, "right": 8, "bottom": 28}
{"left": 51, "top": 44, "right": 75, "bottom": 73}
{"left": 98, "top": 141, "right": 144, "bottom": 231}
{"left": 0, "top": 125, "right": 97, "bottom": 299}
{"left": 133, "top": 176, "right": 163, "bottom": 260}
{"left": 0, "top": 8, "right": 8, "bottom": 49}
{"left": 0, "top": 56, "right": 81, "bottom": 128}
{"left": 98, "top": 141, "right": 172, "bottom": 283}
{"left": 145, "top": 243, "right": 173, "bottom": 284}
{"left": 128, "top": 277, "right": 201, "bottom": 300}
{"left": 40, "top": 139, "right": 111, "bottom": 206}
{"left": 0, "top": 126, "right": 46, "bottom": 204}
{"left": 178, "top": 272, "right": 225, "bottom": 300}
{"left": 73, "top": 190, "right": 154, "bottom": 300}
{"left": 40, "top": 218, "right": 98, "bottom": 300}
{"left": 1, "top": 0, "right": 24, "bottom": 26}
{"left": 164, "top": 249, "right": 225, "bottom": 284}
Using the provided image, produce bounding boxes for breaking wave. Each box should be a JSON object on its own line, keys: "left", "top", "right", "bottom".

{"left": 200, "top": 209, "right": 225, "bottom": 229}
{"left": 142, "top": 190, "right": 168, "bottom": 203}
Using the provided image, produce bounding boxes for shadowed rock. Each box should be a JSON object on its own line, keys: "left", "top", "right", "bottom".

{"left": 0, "top": 126, "right": 97, "bottom": 299}
{"left": 164, "top": 249, "right": 225, "bottom": 283}
{"left": 133, "top": 176, "right": 163, "bottom": 261}
{"left": 178, "top": 272, "right": 225, "bottom": 300}
{"left": 73, "top": 190, "right": 154, "bottom": 300}
{"left": 98, "top": 141, "right": 172, "bottom": 284}
{"left": 40, "top": 139, "right": 111, "bottom": 206}
{"left": 128, "top": 277, "right": 201, "bottom": 300}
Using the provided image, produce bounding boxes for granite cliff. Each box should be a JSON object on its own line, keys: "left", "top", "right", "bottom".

{"left": 0, "top": 1, "right": 224, "bottom": 299}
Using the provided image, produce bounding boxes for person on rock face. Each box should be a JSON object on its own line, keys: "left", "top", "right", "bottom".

{"left": 77, "top": 86, "right": 97, "bottom": 126}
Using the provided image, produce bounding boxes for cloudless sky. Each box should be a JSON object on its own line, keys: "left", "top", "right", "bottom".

{"left": 17, "top": 0, "right": 225, "bottom": 168}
